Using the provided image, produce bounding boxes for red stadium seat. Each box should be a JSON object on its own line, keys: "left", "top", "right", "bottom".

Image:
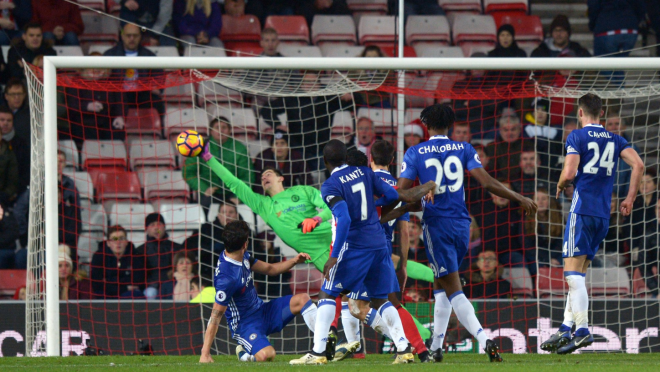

{"left": 290, "top": 265, "right": 324, "bottom": 296}
{"left": 483, "top": 0, "right": 528, "bottom": 14}
{"left": 220, "top": 15, "right": 261, "bottom": 42}
{"left": 264, "top": 16, "right": 310, "bottom": 45}
{"left": 80, "top": 12, "right": 119, "bottom": 43}
{"left": 538, "top": 267, "right": 568, "bottom": 297}
{"left": 0, "top": 270, "right": 26, "bottom": 297}
{"left": 346, "top": 0, "right": 388, "bottom": 14}
{"left": 381, "top": 46, "right": 417, "bottom": 58}
{"left": 225, "top": 42, "right": 263, "bottom": 57}
{"left": 124, "top": 108, "right": 162, "bottom": 137}
{"left": 492, "top": 13, "right": 543, "bottom": 47}
{"left": 92, "top": 170, "right": 142, "bottom": 202}
{"left": 438, "top": 0, "right": 482, "bottom": 13}
{"left": 358, "top": 16, "right": 396, "bottom": 47}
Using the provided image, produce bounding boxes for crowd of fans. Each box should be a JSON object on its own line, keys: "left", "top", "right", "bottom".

{"left": 0, "top": 0, "right": 659, "bottom": 302}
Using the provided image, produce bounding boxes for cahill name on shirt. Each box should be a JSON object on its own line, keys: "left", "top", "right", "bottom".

{"left": 418, "top": 142, "right": 465, "bottom": 154}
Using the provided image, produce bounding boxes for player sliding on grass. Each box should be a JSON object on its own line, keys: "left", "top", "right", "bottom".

{"left": 199, "top": 220, "right": 318, "bottom": 363}
{"left": 541, "top": 94, "right": 643, "bottom": 354}
{"left": 397, "top": 104, "right": 537, "bottom": 363}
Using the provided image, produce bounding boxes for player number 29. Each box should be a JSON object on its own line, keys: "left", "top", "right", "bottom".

{"left": 583, "top": 141, "right": 615, "bottom": 176}
{"left": 424, "top": 156, "right": 464, "bottom": 194}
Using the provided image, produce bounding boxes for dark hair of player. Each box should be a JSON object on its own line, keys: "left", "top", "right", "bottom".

{"left": 371, "top": 140, "right": 394, "bottom": 167}
{"left": 420, "top": 104, "right": 456, "bottom": 131}
{"left": 0, "top": 106, "right": 12, "bottom": 116}
{"left": 222, "top": 220, "right": 251, "bottom": 253}
{"left": 346, "top": 149, "right": 368, "bottom": 167}
{"left": 323, "top": 139, "right": 347, "bottom": 168}
{"left": 578, "top": 93, "right": 602, "bottom": 118}
{"left": 210, "top": 116, "right": 231, "bottom": 129}
{"left": 262, "top": 166, "right": 283, "bottom": 178}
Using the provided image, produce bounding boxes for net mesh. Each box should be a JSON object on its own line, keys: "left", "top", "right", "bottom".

{"left": 23, "top": 62, "right": 660, "bottom": 356}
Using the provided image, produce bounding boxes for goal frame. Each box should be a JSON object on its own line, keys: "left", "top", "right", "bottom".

{"left": 40, "top": 56, "right": 660, "bottom": 356}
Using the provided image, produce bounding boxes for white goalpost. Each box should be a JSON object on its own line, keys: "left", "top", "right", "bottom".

{"left": 32, "top": 55, "right": 660, "bottom": 357}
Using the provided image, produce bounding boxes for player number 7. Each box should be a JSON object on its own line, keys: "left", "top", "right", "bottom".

{"left": 351, "top": 182, "right": 368, "bottom": 221}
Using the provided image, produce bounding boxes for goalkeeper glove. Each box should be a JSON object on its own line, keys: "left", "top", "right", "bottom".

{"left": 200, "top": 143, "right": 213, "bottom": 162}
{"left": 298, "top": 216, "right": 323, "bottom": 234}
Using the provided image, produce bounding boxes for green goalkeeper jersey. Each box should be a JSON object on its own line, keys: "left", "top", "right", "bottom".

{"left": 207, "top": 157, "right": 332, "bottom": 271}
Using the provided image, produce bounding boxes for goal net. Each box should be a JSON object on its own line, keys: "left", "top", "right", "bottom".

{"left": 24, "top": 59, "right": 660, "bottom": 357}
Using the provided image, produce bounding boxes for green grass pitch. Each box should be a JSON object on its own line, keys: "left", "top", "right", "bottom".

{"left": 1, "top": 353, "right": 659, "bottom": 371}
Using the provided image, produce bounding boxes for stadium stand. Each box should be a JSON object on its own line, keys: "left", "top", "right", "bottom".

{"left": 483, "top": 0, "right": 528, "bottom": 14}
{"left": 358, "top": 16, "right": 396, "bottom": 48}
{"left": 264, "top": 16, "right": 310, "bottom": 46}
{"left": 311, "top": 15, "right": 357, "bottom": 45}
{"left": 405, "top": 15, "right": 451, "bottom": 46}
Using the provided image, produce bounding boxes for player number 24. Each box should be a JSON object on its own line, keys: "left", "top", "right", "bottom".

{"left": 424, "top": 156, "right": 464, "bottom": 194}
{"left": 583, "top": 141, "right": 615, "bottom": 176}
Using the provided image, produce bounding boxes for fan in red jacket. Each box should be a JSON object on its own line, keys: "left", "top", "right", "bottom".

{"left": 31, "top": 0, "right": 84, "bottom": 46}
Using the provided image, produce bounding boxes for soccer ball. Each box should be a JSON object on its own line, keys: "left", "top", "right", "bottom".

{"left": 176, "top": 130, "right": 205, "bottom": 157}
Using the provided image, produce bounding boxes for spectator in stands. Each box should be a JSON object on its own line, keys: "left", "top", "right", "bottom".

{"left": 636, "top": 201, "right": 660, "bottom": 295}
{"left": 407, "top": 215, "right": 427, "bottom": 265}
{"left": 64, "top": 52, "right": 125, "bottom": 144}
{"left": 58, "top": 150, "right": 79, "bottom": 206}
{"left": 486, "top": 109, "right": 525, "bottom": 180}
{"left": 57, "top": 182, "right": 80, "bottom": 260}
{"left": 297, "top": 0, "right": 351, "bottom": 29}
{"left": 0, "top": 0, "right": 32, "bottom": 46}
{"left": 403, "top": 287, "right": 427, "bottom": 302}
{"left": 523, "top": 98, "right": 558, "bottom": 140}
{"left": 488, "top": 24, "right": 527, "bottom": 59}
{"left": 632, "top": 168, "right": 658, "bottom": 249}
{"left": 121, "top": 0, "right": 176, "bottom": 46}
{"left": 260, "top": 27, "right": 282, "bottom": 57}
{"left": 466, "top": 145, "right": 490, "bottom": 217}
{"left": 173, "top": 0, "right": 223, "bottom": 48}
{"left": 511, "top": 146, "right": 549, "bottom": 198}
{"left": 588, "top": 0, "right": 646, "bottom": 57}
{"left": 91, "top": 225, "right": 147, "bottom": 299}
{"left": 0, "top": 125, "right": 18, "bottom": 203}
{"left": 3, "top": 78, "right": 30, "bottom": 142}
{"left": 450, "top": 121, "right": 471, "bottom": 143}
{"left": 159, "top": 251, "right": 201, "bottom": 301}
{"left": 548, "top": 117, "right": 577, "bottom": 181}
{"left": 646, "top": 0, "right": 660, "bottom": 56}
{"left": 452, "top": 52, "right": 498, "bottom": 138}
{"left": 31, "top": 0, "right": 84, "bottom": 46}
{"left": 7, "top": 22, "right": 56, "bottom": 80}
{"left": 259, "top": 72, "right": 342, "bottom": 164}
{"left": 137, "top": 212, "right": 184, "bottom": 299}
{"left": 531, "top": 15, "right": 591, "bottom": 58}
{"left": 252, "top": 230, "right": 292, "bottom": 298}
{"left": 13, "top": 285, "right": 26, "bottom": 300}
{"left": 348, "top": 117, "right": 381, "bottom": 164}
{"left": 349, "top": 46, "right": 392, "bottom": 109}
{"left": 597, "top": 193, "right": 629, "bottom": 267}
{"left": 0, "top": 198, "right": 19, "bottom": 268}
{"left": 523, "top": 188, "right": 563, "bottom": 266}
{"left": 403, "top": 120, "right": 427, "bottom": 152}
{"left": 183, "top": 117, "right": 252, "bottom": 212}
{"left": 0, "top": 106, "right": 29, "bottom": 194}
{"left": 462, "top": 249, "right": 511, "bottom": 299}
{"left": 223, "top": 0, "right": 245, "bottom": 17}
{"left": 103, "top": 23, "right": 165, "bottom": 118}
{"left": 58, "top": 244, "right": 91, "bottom": 300}
{"left": 473, "top": 144, "right": 490, "bottom": 172}
{"left": 477, "top": 181, "right": 530, "bottom": 273}
{"left": 606, "top": 111, "right": 640, "bottom": 198}
{"left": 253, "top": 131, "right": 312, "bottom": 194}
{"left": 395, "top": 0, "right": 444, "bottom": 18}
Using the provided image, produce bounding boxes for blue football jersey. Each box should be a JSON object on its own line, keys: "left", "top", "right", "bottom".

{"left": 400, "top": 135, "right": 483, "bottom": 221}
{"left": 213, "top": 251, "right": 262, "bottom": 332}
{"left": 375, "top": 169, "right": 410, "bottom": 243}
{"left": 565, "top": 123, "right": 630, "bottom": 219}
{"left": 321, "top": 165, "right": 391, "bottom": 250}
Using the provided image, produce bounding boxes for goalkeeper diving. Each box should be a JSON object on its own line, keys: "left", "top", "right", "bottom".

{"left": 194, "top": 140, "right": 436, "bottom": 361}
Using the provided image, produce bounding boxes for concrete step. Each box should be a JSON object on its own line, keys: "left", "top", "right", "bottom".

{"left": 532, "top": 3, "right": 587, "bottom": 18}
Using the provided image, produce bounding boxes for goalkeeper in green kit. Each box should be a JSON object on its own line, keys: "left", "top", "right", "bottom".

{"left": 197, "top": 141, "right": 435, "bottom": 360}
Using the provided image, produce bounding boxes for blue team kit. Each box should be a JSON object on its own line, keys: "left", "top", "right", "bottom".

{"left": 562, "top": 124, "right": 630, "bottom": 260}
{"left": 400, "top": 135, "right": 483, "bottom": 278}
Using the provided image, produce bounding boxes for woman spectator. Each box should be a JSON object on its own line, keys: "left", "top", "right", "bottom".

{"left": 58, "top": 244, "right": 91, "bottom": 300}
{"left": 403, "top": 120, "right": 428, "bottom": 152}
{"left": 90, "top": 225, "right": 146, "bottom": 299}
{"left": 173, "top": 0, "right": 223, "bottom": 48}
{"left": 632, "top": 168, "right": 658, "bottom": 249}
{"left": 159, "top": 251, "right": 201, "bottom": 301}
{"left": 62, "top": 52, "right": 124, "bottom": 146}
{"left": 462, "top": 249, "right": 511, "bottom": 299}
{"left": 524, "top": 188, "right": 563, "bottom": 266}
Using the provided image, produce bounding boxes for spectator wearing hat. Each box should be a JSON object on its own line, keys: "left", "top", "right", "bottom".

{"left": 253, "top": 131, "right": 312, "bottom": 194}
{"left": 403, "top": 120, "right": 427, "bottom": 152}
{"left": 136, "top": 212, "right": 184, "bottom": 299}
{"left": 91, "top": 225, "right": 147, "bottom": 299}
{"left": 523, "top": 98, "right": 560, "bottom": 141}
{"left": 531, "top": 15, "right": 591, "bottom": 58}
{"left": 488, "top": 24, "right": 528, "bottom": 58}
{"left": 58, "top": 244, "right": 91, "bottom": 300}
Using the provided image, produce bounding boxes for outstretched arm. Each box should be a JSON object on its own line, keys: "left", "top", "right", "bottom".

{"left": 380, "top": 201, "right": 421, "bottom": 224}
{"left": 252, "top": 253, "right": 311, "bottom": 276}
{"left": 619, "top": 147, "right": 645, "bottom": 216}
{"left": 200, "top": 303, "right": 226, "bottom": 363}
{"left": 470, "top": 167, "right": 537, "bottom": 215}
{"left": 375, "top": 180, "right": 436, "bottom": 207}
